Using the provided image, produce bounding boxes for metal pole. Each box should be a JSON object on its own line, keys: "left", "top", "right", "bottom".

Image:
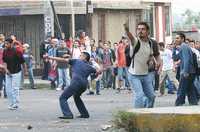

{"left": 71, "top": 0, "right": 75, "bottom": 39}
{"left": 50, "top": 0, "right": 63, "bottom": 39}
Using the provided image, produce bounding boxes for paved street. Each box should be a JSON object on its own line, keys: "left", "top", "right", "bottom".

{"left": 0, "top": 89, "right": 178, "bottom": 132}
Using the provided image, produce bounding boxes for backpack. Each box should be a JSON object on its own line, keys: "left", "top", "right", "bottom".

{"left": 125, "top": 38, "right": 159, "bottom": 67}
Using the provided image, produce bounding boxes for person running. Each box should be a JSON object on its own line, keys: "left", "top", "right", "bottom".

{"left": 47, "top": 52, "right": 101, "bottom": 119}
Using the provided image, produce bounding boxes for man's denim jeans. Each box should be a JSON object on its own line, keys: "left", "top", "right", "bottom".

{"left": 58, "top": 68, "right": 70, "bottom": 89}
{"left": 28, "top": 67, "right": 35, "bottom": 88}
{"left": 6, "top": 71, "right": 21, "bottom": 107}
{"left": 128, "top": 73, "right": 155, "bottom": 108}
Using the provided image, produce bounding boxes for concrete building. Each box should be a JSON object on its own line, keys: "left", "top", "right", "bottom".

{"left": 0, "top": 0, "right": 172, "bottom": 68}
{"left": 0, "top": 0, "right": 87, "bottom": 68}
{"left": 90, "top": 0, "right": 172, "bottom": 44}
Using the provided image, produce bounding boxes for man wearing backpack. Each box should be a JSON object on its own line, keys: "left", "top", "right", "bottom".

{"left": 124, "top": 22, "right": 161, "bottom": 108}
{"left": 174, "top": 33, "right": 198, "bottom": 106}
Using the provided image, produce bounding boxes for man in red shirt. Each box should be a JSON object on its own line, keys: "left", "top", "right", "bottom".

{"left": 116, "top": 37, "right": 129, "bottom": 92}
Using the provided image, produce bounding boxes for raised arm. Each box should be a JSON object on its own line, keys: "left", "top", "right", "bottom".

{"left": 123, "top": 23, "right": 136, "bottom": 46}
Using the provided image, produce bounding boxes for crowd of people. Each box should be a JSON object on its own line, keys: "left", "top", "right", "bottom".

{"left": 0, "top": 21, "right": 200, "bottom": 119}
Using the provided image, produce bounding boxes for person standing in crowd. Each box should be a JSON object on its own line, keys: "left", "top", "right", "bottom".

{"left": 0, "top": 34, "right": 6, "bottom": 98}
{"left": 172, "top": 40, "right": 181, "bottom": 82}
{"left": 101, "top": 42, "right": 115, "bottom": 89}
{"left": 46, "top": 52, "right": 101, "bottom": 119}
{"left": 159, "top": 42, "right": 178, "bottom": 95}
{"left": 40, "top": 37, "right": 51, "bottom": 80}
{"left": 90, "top": 39, "right": 95, "bottom": 48}
{"left": 23, "top": 43, "right": 36, "bottom": 89}
{"left": 56, "top": 40, "right": 71, "bottom": 91}
{"left": 174, "top": 33, "right": 198, "bottom": 106}
{"left": 116, "top": 37, "right": 128, "bottom": 92}
{"left": 48, "top": 38, "right": 58, "bottom": 89}
{"left": 66, "top": 37, "right": 73, "bottom": 50}
{"left": 124, "top": 22, "right": 161, "bottom": 108}
{"left": 10, "top": 34, "right": 23, "bottom": 53}
{"left": 195, "top": 41, "right": 200, "bottom": 52}
{"left": 72, "top": 40, "right": 81, "bottom": 59}
{"left": 3, "top": 38, "right": 26, "bottom": 110}
{"left": 79, "top": 31, "right": 86, "bottom": 46}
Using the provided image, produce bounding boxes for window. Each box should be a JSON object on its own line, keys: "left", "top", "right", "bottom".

{"left": 165, "top": 6, "right": 170, "bottom": 36}
{"left": 143, "top": 7, "right": 154, "bottom": 37}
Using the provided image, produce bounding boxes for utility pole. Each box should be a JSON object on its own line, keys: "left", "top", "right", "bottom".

{"left": 50, "top": 0, "right": 63, "bottom": 39}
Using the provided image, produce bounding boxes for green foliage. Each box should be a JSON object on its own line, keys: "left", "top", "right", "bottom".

{"left": 180, "top": 9, "right": 200, "bottom": 29}
{"left": 113, "top": 111, "right": 200, "bottom": 132}
{"left": 113, "top": 111, "right": 139, "bottom": 132}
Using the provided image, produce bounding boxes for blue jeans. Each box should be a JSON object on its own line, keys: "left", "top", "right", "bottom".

{"left": 102, "top": 67, "right": 112, "bottom": 88}
{"left": 128, "top": 73, "right": 155, "bottom": 108}
{"left": 59, "top": 79, "right": 89, "bottom": 117}
{"left": 58, "top": 68, "right": 70, "bottom": 89}
{"left": 166, "top": 76, "right": 176, "bottom": 93}
{"left": 6, "top": 71, "right": 21, "bottom": 107}
{"left": 0, "top": 73, "right": 6, "bottom": 96}
{"left": 96, "top": 80, "right": 100, "bottom": 94}
{"left": 175, "top": 74, "right": 198, "bottom": 106}
{"left": 28, "top": 67, "right": 35, "bottom": 88}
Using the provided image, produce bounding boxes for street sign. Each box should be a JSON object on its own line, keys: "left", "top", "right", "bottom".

{"left": 88, "top": 4, "right": 93, "bottom": 13}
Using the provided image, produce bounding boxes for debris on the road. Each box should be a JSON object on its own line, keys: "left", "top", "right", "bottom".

{"left": 27, "top": 125, "right": 33, "bottom": 130}
{"left": 101, "top": 124, "right": 112, "bottom": 131}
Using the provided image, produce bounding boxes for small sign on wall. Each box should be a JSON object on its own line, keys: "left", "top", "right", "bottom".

{"left": 0, "top": 9, "right": 20, "bottom": 16}
{"left": 88, "top": 4, "right": 93, "bottom": 13}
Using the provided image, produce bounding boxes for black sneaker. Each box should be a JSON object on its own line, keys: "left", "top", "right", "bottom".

{"left": 87, "top": 91, "right": 94, "bottom": 95}
{"left": 96, "top": 93, "right": 101, "bottom": 95}
{"left": 58, "top": 116, "right": 73, "bottom": 119}
{"left": 77, "top": 115, "right": 89, "bottom": 118}
{"left": 168, "top": 91, "right": 175, "bottom": 94}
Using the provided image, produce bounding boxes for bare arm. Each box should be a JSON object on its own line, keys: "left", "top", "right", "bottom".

{"left": 62, "top": 54, "right": 71, "bottom": 58}
{"left": 3, "top": 63, "right": 10, "bottom": 75}
{"left": 123, "top": 23, "right": 136, "bottom": 46}
{"left": 48, "top": 56, "right": 69, "bottom": 63}
{"left": 155, "top": 55, "right": 163, "bottom": 74}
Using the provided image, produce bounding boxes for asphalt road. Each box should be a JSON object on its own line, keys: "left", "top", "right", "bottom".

{"left": 0, "top": 89, "right": 178, "bottom": 132}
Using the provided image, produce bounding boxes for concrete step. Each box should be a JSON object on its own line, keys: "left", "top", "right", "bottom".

{"left": 114, "top": 106, "right": 200, "bottom": 132}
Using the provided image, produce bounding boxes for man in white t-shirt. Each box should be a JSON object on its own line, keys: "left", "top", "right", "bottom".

{"left": 159, "top": 42, "right": 179, "bottom": 95}
{"left": 124, "top": 22, "right": 161, "bottom": 108}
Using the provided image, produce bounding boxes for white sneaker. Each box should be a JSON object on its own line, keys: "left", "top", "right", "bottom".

{"left": 56, "top": 87, "right": 62, "bottom": 91}
{"left": 8, "top": 105, "right": 18, "bottom": 110}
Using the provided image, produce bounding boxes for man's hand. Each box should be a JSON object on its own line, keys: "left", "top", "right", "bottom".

{"left": 5, "top": 69, "right": 10, "bottom": 75}
{"left": 123, "top": 23, "right": 129, "bottom": 32}
{"left": 183, "top": 73, "right": 189, "bottom": 78}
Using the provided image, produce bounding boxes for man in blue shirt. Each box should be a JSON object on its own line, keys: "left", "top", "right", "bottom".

{"left": 48, "top": 52, "right": 100, "bottom": 119}
{"left": 174, "top": 32, "right": 198, "bottom": 106}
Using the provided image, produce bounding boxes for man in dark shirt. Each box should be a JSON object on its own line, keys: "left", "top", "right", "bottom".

{"left": 3, "top": 38, "right": 26, "bottom": 110}
{"left": 48, "top": 52, "right": 100, "bottom": 119}
{"left": 56, "top": 40, "right": 71, "bottom": 91}
{"left": 174, "top": 33, "right": 198, "bottom": 106}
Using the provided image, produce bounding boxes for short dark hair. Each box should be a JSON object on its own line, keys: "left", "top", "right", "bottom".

{"left": 91, "top": 39, "right": 95, "bottom": 43}
{"left": 137, "top": 22, "right": 150, "bottom": 31}
{"left": 158, "top": 42, "right": 165, "bottom": 47}
{"left": 5, "top": 38, "right": 13, "bottom": 43}
{"left": 176, "top": 32, "right": 186, "bottom": 42}
{"left": 82, "top": 52, "right": 90, "bottom": 62}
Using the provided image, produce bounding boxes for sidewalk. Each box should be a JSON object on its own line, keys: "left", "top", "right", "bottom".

{"left": 23, "top": 77, "right": 50, "bottom": 89}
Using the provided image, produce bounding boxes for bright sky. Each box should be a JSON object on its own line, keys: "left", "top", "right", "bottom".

{"left": 172, "top": 0, "right": 200, "bottom": 13}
